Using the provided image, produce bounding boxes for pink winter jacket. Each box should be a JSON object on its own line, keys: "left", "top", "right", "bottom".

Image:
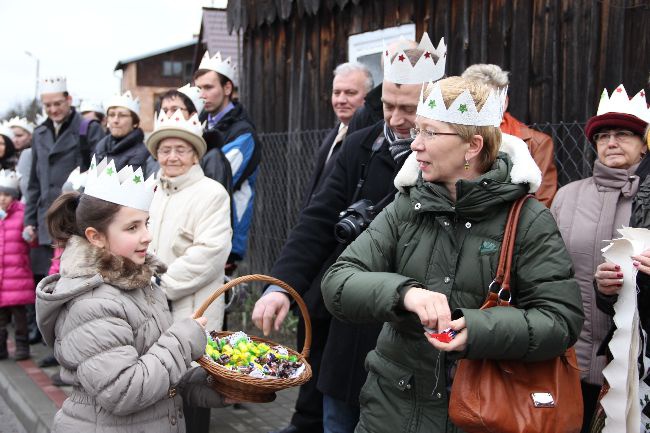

{"left": 0, "top": 200, "right": 35, "bottom": 307}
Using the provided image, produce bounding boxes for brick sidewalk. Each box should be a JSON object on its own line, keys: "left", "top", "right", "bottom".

{"left": 2, "top": 332, "right": 297, "bottom": 433}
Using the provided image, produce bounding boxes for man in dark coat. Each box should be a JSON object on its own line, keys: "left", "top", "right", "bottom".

{"left": 263, "top": 61, "right": 373, "bottom": 433}
{"left": 252, "top": 33, "right": 447, "bottom": 433}
{"left": 24, "top": 76, "right": 103, "bottom": 276}
{"left": 24, "top": 76, "right": 103, "bottom": 368}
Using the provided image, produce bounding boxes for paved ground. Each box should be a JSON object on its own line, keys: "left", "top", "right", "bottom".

{"left": 0, "top": 389, "right": 28, "bottom": 433}
{"left": 0, "top": 327, "right": 297, "bottom": 433}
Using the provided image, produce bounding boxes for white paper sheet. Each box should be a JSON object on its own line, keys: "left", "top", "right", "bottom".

{"left": 601, "top": 227, "right": 646, "bottom": 433}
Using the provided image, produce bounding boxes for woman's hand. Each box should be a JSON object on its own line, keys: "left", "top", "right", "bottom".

{"left": 425, "top": 317, "right": 467, "bottom": 352}
{"left": 194, "top": 317, "right": 208, "bottom": 328}
{"left": 632, "top": 249, "right": 650, "bottom": 276}
{"left": 403, "top": 286, "right": 451, "bottom": 331}
{"left": 595, "top": 262, "right": 623, "bottom": 296}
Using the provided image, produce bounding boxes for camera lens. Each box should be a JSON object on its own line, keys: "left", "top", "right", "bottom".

{"left": 334, "top": 217, "right": 360, "bottom": 244}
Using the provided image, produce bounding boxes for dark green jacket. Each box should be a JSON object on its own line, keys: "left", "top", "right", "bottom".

{"left": 322, "top": 150, "right": 584, "bottom": 433}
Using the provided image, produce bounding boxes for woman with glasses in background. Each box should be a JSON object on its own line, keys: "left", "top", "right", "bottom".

{"left": 551, "top": 84, "right": 649, "bottom": 432}
{"left": 94, "top": 91, "right": 150, "bottom": 175}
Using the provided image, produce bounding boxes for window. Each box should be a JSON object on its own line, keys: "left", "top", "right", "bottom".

{"left": 162, "top": 60, "right": 183, "bottom": 77}
{"left": 347, "top": 24, "right": 416, "bottom": 86}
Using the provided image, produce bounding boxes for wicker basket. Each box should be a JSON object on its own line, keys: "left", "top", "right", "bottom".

{"left": 192, "top": 274, "right": 313, "bottom": 403}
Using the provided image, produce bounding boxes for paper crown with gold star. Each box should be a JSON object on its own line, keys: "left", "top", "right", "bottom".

{"left": 198, "top": 51, "right": 238, "bottom": 85}
{"left": 6, "top": 117, "right": 34, "bottom": 134}
{"left": 84, "top": 156, "right": 156, "bottom": 211}
{"left": 383, "top": 33, "right": 447, "bottom": 85}
{"left": 595, "top": 84, "right": 650, "bottom": 123}
{"left": 40, "top": 76, "right": 67, "bottom": 95}
{"left": 417, "top": 81, "right": 507, "bottom": 127}
{"left": 178, "top": 83, "right": 205, "bottom": 113}
{"left": 0, "top": 169, "right": 19, "bottom": 192}
{"left": 105, "top": 91, "right": 140, "bottom": 116}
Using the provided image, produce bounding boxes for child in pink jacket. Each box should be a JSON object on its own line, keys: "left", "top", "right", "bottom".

{"left": 0, "top": 169, "right": 35, "bottom": 360}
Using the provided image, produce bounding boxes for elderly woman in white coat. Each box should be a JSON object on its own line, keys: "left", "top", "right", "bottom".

{"left": 145, "top": 109, "right": 231, "bottom": 432}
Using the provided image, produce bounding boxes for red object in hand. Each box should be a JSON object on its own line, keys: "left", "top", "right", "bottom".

{"left": 426, "top": 327, "right": 457, "bottom": 343}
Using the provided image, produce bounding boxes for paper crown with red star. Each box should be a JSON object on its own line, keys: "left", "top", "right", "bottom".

{"left": 383, "top": 33, "right": 447, "bottom": 85}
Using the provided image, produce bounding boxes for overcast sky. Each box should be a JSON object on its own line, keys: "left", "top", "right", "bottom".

{"left": 0, "top": 0, "right": 227, "bottom": 116}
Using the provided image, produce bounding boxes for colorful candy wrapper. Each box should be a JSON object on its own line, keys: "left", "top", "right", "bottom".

{"left": 424, "top": 327, "right": 458, "bottom": 343}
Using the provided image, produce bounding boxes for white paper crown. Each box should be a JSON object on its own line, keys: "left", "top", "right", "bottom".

{"left": 105, "top": 91, "right": 140, "bottom": 116}
{"left": 154, "top": 109, "right": 204, "bottom": 136}
{"left": 6, "top": 116, "right": 34, "bottom": 134}
{"left": 35, "top": 109, "right": 47, "bottom": 126}
{"left": 62, "top": 167, "right": 88, "bottom": 193}
{"left": 40, "top": 76, "right": 67, "bottom": 95}
{"left": 178, "top": 83, "right": 205, "bottom": 113}
{"left": 84, "top": 156, "right": 156, "bottom": 211}
{"left": 383, "top": 33, "right": 447, "bottom": 85}
{"left": 79, "top": 99, "right": 104, "bottom": 115}
{"left": 0, "top": 121, "right": 14, "bottom": 139}
{"left": 417, "top": 81, "right": 507, "bottom": 127}
{"left": 596, "top": 84, "right": 650, "bottom": 123}
{"left": 0, "top": 169, "right": 19, "bottom": 191}
{"left": 198, "top": 51, "right": 238, "bottom": 85}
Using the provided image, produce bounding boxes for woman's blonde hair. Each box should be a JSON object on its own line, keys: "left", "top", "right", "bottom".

{"left": 423, "top": 76, "right": 502, "bottom": 172}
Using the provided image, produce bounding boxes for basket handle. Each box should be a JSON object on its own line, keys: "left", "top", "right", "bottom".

{"left": 192, "top": 274, "right": 312, "bottom": 359}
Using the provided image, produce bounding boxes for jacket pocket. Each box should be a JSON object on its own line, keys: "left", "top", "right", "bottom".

{"left": 171, "top": 227, "right": 194, "bottom": 257}
{"left": 358, "top": 350, "right": 416, "bottom": 433}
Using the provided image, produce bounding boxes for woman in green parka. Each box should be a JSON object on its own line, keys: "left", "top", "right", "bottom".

{"left": 321, "top": 76, "right": 584, "bottom": 433}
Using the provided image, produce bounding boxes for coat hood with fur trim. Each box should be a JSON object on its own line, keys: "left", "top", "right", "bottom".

{"left": 394, "top": 133, "right": 542, "bottom": 193}
{"left": 35, "top": 236, "right": 166, "bottom": 347}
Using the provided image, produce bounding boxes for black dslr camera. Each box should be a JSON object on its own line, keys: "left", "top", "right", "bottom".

{"left": 334, "top": 199, "right": 378, "bottom": 244}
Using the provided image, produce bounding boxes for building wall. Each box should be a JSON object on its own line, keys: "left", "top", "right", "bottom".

{"left": 119, "top": 45, "right": 197, "bottom": 132}
{"left": 230, "top": 0, "right": 650, "bottom": 132}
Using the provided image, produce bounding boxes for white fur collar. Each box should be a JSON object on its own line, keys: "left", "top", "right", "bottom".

{"left": 394, "top": 133, "right": 542, "bottom": 193}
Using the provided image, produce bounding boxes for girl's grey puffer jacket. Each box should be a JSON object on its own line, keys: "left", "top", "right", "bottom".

{"left": 36, "top": 236, "right": 224, "bottom": 433}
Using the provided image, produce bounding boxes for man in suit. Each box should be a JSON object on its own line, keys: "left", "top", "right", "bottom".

{"left": 264, "top": 61, "right": 373, "bottom": 433}
{"left": 304, "top": 62, "right": 374, "bottom": 206}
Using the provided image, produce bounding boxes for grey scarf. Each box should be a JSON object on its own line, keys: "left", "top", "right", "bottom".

{"left": 384, "top": 123, "right": 413, "bottom": 162}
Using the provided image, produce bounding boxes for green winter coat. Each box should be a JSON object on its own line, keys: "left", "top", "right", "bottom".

{"left": 321, "top": 144, "right": 584, "bottom": 433}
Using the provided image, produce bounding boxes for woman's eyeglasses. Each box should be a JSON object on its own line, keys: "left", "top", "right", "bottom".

{"left": 593, "top": 130, "right": 636, "bottom": 144}
{"left": 409, "top": 127, "right": 460, "bottom": 140}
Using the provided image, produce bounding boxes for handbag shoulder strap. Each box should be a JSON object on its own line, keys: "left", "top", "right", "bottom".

{"left": 482, "top": 194, "right": 533, "bottom": 309}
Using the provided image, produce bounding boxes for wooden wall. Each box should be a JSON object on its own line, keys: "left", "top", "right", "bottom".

{"left": 228, "top": 0, "right": 650, "bottom": 132}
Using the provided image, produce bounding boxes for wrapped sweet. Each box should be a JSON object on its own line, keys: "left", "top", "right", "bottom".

{"left": 205, "top": 331, "right": 304, "bottom": 379}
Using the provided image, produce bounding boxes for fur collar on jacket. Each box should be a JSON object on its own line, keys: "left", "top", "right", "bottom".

{"left": 394, "top": 133, "right": 542, "bottom": 193}
{"left": 60, "top": 236, "right": 167, "bottom": 290}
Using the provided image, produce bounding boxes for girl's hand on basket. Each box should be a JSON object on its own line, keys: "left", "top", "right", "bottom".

{"left": 252, "top": 292, "right": 290, "bottom": 336}
{"left": 595, "top": 262, "right": 623, "bottom": 296}
{"left": 425, "top": 317, "right": 467, "bottom": 352}
{"left": 195, "top": 317, "right": 208, "bottom": 329}
{"left": 403, "top": 286, "right": 451, "bottom": 331}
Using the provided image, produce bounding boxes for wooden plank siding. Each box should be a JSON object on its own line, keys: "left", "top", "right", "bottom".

{"left": 227, "top": 0, "right": 650, "bottom": 132}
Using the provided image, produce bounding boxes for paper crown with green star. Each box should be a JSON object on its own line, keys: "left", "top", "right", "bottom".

{"left": 383, "top": 33, "right": 447, "bottom": 85}
{"left": 416, "top": 81, "right": 507, "bottom": 127}
{"left": 84, "top": 156, "right": 155, "bottom": 211}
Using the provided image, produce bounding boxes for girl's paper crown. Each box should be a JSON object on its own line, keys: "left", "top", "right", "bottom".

{"left": 84, "top": 156, "right": 155, "bottom": 211}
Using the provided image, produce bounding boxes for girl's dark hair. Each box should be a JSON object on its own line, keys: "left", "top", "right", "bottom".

{"left": 46, "top": 192, "right": 121, "bottom": 246}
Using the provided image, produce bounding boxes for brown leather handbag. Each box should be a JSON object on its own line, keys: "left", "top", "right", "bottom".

{"left": 449, "top": 195, "right": 583, "bottom": 433}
